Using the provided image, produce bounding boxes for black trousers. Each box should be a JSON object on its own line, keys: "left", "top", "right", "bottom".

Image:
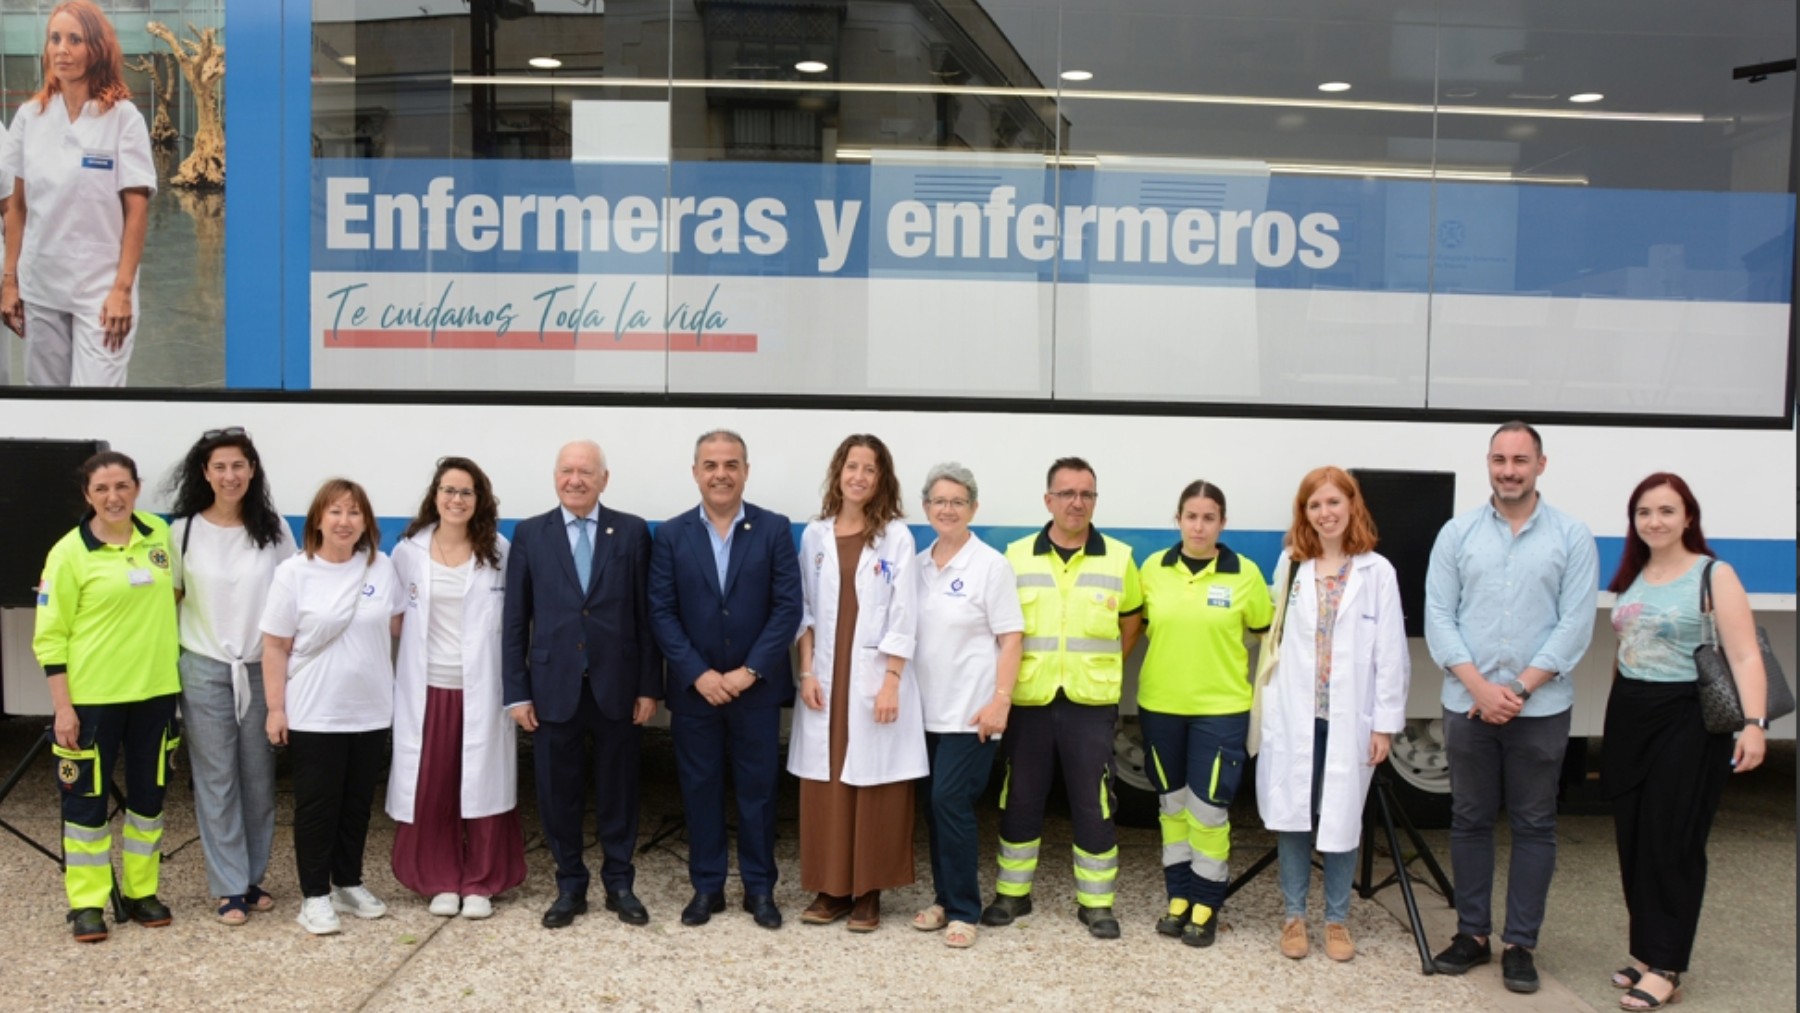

{"left": 288, "top": 729, "right": 386, "bottom": 899}
{"left": 997, "top": 692, "right": 1118, "bottom": 857}
{"left": 534, "top": 685, "right": 642, "bottom": 897}
{"left": 1601, "top": 678, "right": 1732, "bottom": 971}
{"left": 59, "top": 693, "right": 179, "bottom": 828}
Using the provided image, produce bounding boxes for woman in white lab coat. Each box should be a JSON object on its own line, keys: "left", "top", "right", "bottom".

{"left": 790, "top": 433, "right": 922, "bottom": 932}
{"left": 388, "top": 457, "right": 524, "bottom": 920}
{"left": 1255, "top": 466, "right": 1408, "bottom": 963}
{"left": 0, "top": 1, "right": 155, "bottom": 387}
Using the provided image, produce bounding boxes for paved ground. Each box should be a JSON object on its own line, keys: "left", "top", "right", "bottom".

{"left": 0, "top": 718, "right": 1790, "bottom": 1011}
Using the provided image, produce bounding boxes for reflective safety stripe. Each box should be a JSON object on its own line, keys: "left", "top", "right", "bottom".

{"left": 1149, "top": 748, "right": 1171, "bottom": 794}
{"left": 1190, "top": 853, "right": 1230, "bottom": 881}
{"left": 1072, "top": 848, "right": 1118, "bottom": 873}
{"left": 1075, "top": 878, "right": 1114, "bottom": 896}
{"left": 63, "top": 822, "right": 108, "bottom": 843}
{"left": 1020, "top": 637, "right": 1060, "bottom": 653}
{"left": 64, "top": 851, "right": 110, "bottom": 867}
{"left": 1015, "top": 573, "right": 1058, "bottom": 588}
{"left": 997, "top": 837, "right": 1041, "bottom": 896}
{"left": 1064, "top": 637, "right": 1120, "bottom": 653}
{"left": 997, "top": 869, "right": 1035, "bottom": 886}
{"left": 998, "top": 763, "right": 1013, "bottom": 810}
{"left": 121, "top": 837, "right": 158, "bottom": 857}
{"left": 1186, "top": 797, "right": 1230, "bottom": 829}
{"left": 125, "top": 810, "right": 164, "bottom": 834}
{"left": 1161, "top": 842, "right": 1194, "bottom": 867}
{"left": 1158, "top": 793, "right": 1183, "bottom": 816}
{"left": 1074, "top": 573, "right": 1124, "bottom": 591}
{"left": 999, "top": 839, "right": 1041, "bottom": 862}
{"left": 1098, "top": 768, "right": 1112, "bottom": 821}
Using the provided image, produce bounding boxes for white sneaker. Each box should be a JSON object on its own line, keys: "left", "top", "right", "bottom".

{"left": 429, "top": 892, "right": 460, "bottom": 917}
{"left": 330, "top": 884, "right": 388, "bottom": 920}
{"left": 297, "top": 895, "right": 342, "bottom": 935}
{"left": 459, "top": 895, "right": 493, "bottom": 920}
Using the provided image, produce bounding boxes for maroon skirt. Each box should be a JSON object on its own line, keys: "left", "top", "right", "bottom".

{"left": 392, "top": 686, "right": 527, "bottom": 897}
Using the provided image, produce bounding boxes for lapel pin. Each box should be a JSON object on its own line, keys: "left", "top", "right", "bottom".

{"left": 605, "top": 527, "right": 614, "bottom": 536}
{"left": 742, "top": 522, "right": 752, "bottom": 531}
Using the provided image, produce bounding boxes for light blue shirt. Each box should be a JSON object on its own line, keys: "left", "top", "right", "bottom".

{"left": 1425, "top": 495, "right": 1599, "bottom": 717}
{"left": 701, "top": 503, "right": 747, "bottom": 593}
{"left": 560, "top": 504, "right": 600, "bottom": 557}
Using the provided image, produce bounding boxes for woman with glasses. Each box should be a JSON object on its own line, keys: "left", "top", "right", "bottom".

{"left": 388, "top": 458, "right": 525, "bottom": 919}
{"left": 166, "top": 427, "right": 296, "bottom": 925}
{"left": 907, "top": 463, "right": 1023, "bottom": 948}
{"left": 1136, "top": 479, "right": 1273, "bottom": 949}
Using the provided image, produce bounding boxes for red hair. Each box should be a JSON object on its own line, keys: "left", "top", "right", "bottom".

{"left": 1285, "top": 466, "right": 1379, "bottom": 561}
{"left": 1607, "top": 472, "right": 1713, "bottom": 593}
{"left": 35, "top": 1, "right": 132, "bottom": 113}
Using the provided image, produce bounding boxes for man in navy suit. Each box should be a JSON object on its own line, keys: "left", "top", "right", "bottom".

{"left": 504, "top": 440, "right": 661, "bottom": 929}
{"left": 649, "top": 430, "right": 803, "bottom": 930}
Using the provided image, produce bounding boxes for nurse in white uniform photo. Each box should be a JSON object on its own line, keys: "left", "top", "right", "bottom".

{"left": 0, "top": 0, "right": 155, "bottom": 387}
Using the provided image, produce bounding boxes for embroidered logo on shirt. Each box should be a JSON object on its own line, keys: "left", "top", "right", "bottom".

{"left": 147, "top": 547, "right": 170, "bottom": 570}
{"left": 946, "top": 577, "right": 966, "bottom": 598}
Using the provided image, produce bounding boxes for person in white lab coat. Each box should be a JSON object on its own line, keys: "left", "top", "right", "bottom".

{"left": 0, "top": 1, "right": 155, "bottom": 387}
{"left": 790, "top": 433, "right": 923, "bottom": 932}
{"left": 1255, "top": 466, "right": 1408, "bottom": 962}
{"left": 388, "top": 457, "right": 524, "bottom": 920}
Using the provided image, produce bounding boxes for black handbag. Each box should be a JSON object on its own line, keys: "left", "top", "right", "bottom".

{"left": 1693, "top": 560, "right": 1795, "bottom": 735}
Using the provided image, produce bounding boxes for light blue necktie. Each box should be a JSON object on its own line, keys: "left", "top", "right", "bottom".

{"left": 572, "top": 517, "right": 592, "bottom": 591}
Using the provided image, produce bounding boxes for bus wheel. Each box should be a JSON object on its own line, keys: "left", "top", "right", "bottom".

{"left": 1381, "top": 718, "right": 1454, "bottom": 830}
{"left": 1112, "top": 717, "right": 1161, "bottom": 828}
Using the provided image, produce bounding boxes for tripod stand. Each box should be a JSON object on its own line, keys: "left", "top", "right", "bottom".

{"left": 1356, "top": 769, "right": 1455, "bottom": 974}
{"left": 0, "top": 724, "right": 133, "bottom": 921}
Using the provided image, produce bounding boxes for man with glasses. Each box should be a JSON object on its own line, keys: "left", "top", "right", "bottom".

{"left": 981, "top": 457, "right": 1143, "bottom": 939}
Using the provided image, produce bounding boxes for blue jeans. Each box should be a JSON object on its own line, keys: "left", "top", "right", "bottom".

{"left": 924, "top": 732, "right": 998, "bottom": 924}
{"left": 179, "top": 652, "right": 277, "bottom": 898}
{"left": 1276, "top": 718, "right": 1357, "bottom": 922}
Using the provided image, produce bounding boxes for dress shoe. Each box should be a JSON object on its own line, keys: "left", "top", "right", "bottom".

{"left": 979, "top": 893, "right": 1032, "bottom": 927}
{"left": 846, "top": 891, "right": 881, "bottom": 932}
{"left": 541, "top": 892, "right": 588, "bottom": 929}
{"left": 1079, "top": 905, "right": 1121, "bottom": 940}
{"left": 124, "top": 894, "right": 173, "bottom": 927}
{"left": 800, "top": 893, "right": 853, "bottom": 925}
{"left": 605, "top": 890, "right": 650, "bottom": 926}
{"left": 681, "top": 891, "right": 726, "bottom": 926}
{"left": 743, "top": 893, "right": 783, "bottom": 930}
{"left": 69, "top": 907, "right": 108, "bottom": 943}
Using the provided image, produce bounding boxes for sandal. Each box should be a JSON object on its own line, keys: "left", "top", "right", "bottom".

{"left": 245, "top": 885, "right": 275, "bottom": 912}
{"left": 944, "top": 921, "right": 977, "bottom": 948}
{"left": 216, "top": 895, "right": 249, "bottom": 926}
{"left": 1620, "top": 969, "right": 1682, "bottom": 1010}
{"left": 912, "top": 904, "right": 947, "bottom": 932}
{"left": 1612, "top": 964, "right": 1646, "bottom": 989}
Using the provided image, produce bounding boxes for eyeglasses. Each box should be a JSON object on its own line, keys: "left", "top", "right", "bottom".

{"left": 202, "top": 427, "right": 247, "bottom": 440}
{"left": 1048, "top": 490, "right": 1099, "bottom": 503}
{"left": 926, "top": 497, "right": 972, "bottom": 510}
{"left": 438, "top": 486, "right": 477, "bottom": 500}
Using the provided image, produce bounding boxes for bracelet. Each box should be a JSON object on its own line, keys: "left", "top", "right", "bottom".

{"left": 799, "top": 671, "right": 815, "bottom": 680}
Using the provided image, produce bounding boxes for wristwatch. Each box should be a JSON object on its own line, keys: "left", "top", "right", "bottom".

{"left": 1745, "top": 717, "right": 1770, "bottom": 730}
{"left": 745, "top": 667, "right": 759, "bottom": 681}
{"left": 1507, "top": 679, "right": 1532, "bottom": 701}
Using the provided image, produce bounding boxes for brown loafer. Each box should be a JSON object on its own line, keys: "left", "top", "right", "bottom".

{"left": 847, "top": 891, "right": 881, "bottom": 932}
{"left": 800, "top": 893, "right": 853, "bottom": 925}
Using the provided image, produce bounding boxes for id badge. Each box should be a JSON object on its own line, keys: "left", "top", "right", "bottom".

{"left": 128, "top": 568, "right": 154, "bottom": 587}
{"left": 81, "top": 150, "right": 115, "bottom": 171}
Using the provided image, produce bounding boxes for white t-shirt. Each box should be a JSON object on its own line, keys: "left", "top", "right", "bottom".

{"left": 173, "top": 514, "right": 298, "bottom": 665}
{"left": 0, "top": 97, "right": 155, "bottom": 314}
{"left": 260, "top": 551, "right": 403, "bottom": 733}
{"left": 913, "top": 534, "right": 1026, "bottom": 733}
{"left": 425, "top": 556, "right": 471, "bottom": 686}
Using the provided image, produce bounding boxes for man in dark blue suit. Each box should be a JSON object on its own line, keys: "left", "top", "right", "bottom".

{"left": 503, "top": 440, "right": 662, "bottom": 929}
{"left": 648, "top": 429, "right": 803, "bottom": 930}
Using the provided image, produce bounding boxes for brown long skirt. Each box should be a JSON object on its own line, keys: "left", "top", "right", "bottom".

{"left": 797, "top": 532, "right": 914, "bottom": 897}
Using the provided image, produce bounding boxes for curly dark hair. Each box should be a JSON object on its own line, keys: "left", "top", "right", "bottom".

{"left": 165, "top": 430, "right": 288, "bottom": 550}
{"left": 401, "top": 456, "right": 502, "bottom": 569}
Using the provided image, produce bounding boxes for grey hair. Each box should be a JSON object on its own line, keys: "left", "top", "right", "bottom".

{"left": 557, "top": 439, "right": 607, "bottom": 474}
{"left": 694, "top": 428, "right": 748, "bottom": 463}
{"left": 921, "top": 462, "right": 978, "bottom": 505}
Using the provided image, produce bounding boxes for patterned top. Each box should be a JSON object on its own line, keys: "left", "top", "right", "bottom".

{"left": 1611, "top": 558, "right": 1707, "bottom": 683}
{"left": 1315, "top": 559, "right": 1352, "bottom": 719}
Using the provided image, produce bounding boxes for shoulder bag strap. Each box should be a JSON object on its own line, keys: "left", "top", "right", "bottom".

{"left": 1698, "top": 558, "right": 1717, "bottom": 646}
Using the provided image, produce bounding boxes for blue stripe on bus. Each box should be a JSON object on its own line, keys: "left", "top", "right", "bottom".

{"left": 293, "top": 518, "right": 1795, "bottom": 597}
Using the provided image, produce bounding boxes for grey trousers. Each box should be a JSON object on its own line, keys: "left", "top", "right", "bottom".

{"left": 179, "top": 652, "right": 278, "bottom": 899}
{"left": 24, "top": 303, "right": 132, "bottom": 386}
{"left": 1443, "top": 706, "right": 1571, "bottom": 949}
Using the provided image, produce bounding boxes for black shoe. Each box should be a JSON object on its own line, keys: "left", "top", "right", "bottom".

{"left": 541, "top": 892, "right": 588, "bottom": 929}
{"left": 1432, "top": 933, "right": 1492, "bottom": 975}
{"left": 980, "top": 894, "right": 1032, "bottom": 927}
{"left": 124, "top": 895, "right": 173, "bottom": 927}
{"left": 1181, "top": 907, "right": 1217, "bottom": 948}
{"left": 605, "top": 890, "right": 650, "bottom": 926}
{"left": 742, "top": 893, "right": 783, "bottom": 930}
{"left": 1502, "top": 946, "right": 1541, "bottom": 994}
{"left": 1078, "top": 906, "right": 1121, "bottom": 940}
{"left": 681, "top": 891, "right": 726, "bottom": 927}
{"left": 68, "top": 908, "right": 108, "bottom": 943}
{"left": 1155, "top": 899, "right": 1190, "bottom": 938}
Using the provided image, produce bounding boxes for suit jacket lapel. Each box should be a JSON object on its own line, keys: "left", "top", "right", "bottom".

{"left": 550, "top": 509, "right": 584, "bottom": 594}
{"left": 684, "top": 511, "right": 723, "bottom": 602}
{"left": 722, "top": 505, "right": 757, "bottom": 601}
{"left": 585, "top": 505, "right": 613, "bottom": 600}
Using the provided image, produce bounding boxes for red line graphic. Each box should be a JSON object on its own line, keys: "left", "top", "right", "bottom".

{"left": 323, "top": 330, "right": 758, "bottom": 351}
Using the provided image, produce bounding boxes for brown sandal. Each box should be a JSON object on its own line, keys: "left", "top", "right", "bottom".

{"left": 846, "top": 891, "right": 881, "bottom": 932}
